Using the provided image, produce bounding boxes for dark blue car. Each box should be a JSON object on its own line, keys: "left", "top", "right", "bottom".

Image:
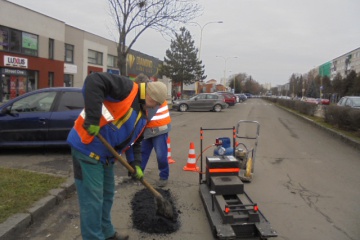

{"left": 0, "top": 87, "right": 84, "bottom": 147}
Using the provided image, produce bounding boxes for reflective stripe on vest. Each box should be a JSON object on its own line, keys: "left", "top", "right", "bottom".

{"left": 146, "top": 101, "right": 171, "bottom": 128}
{"left": 74, "top": 83, "right": 139, "bottom": 144}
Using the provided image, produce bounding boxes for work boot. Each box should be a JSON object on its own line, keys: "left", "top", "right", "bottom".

{"left": 106, "top": 231, "right": 129, "bottom": 240}
{"left": 156, "top": 178, "right": 168, "bottom": 188}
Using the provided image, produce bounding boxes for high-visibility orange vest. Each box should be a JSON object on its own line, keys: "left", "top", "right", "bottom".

{"left": 146, "top": 101, "right": 171, "bottom": 128}
{"left": 74, "top": 83, "right": 139, "bottom": 144}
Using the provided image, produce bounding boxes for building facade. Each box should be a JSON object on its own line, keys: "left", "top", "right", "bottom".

{"left": 318, "top": 47, "right": 360, "bottom": 80}
{"left": 0, "top": 0, "right": 166, "bottom": 102}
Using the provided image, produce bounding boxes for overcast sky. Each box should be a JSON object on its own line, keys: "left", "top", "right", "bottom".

{"left": 8, "top": 0, "right": 360, "bottom": 86}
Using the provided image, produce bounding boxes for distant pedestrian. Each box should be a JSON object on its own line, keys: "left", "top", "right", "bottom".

{"left": 177, "top": 91, "right": 181, "bottom": 100}
{"left": 172, "top": 89, "right": 176, "bottom": 103}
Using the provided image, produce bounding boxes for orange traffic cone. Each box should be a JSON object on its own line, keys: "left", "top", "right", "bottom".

{"left": 167, "top": 137, "right": 175, "bottom": 164}
{"left": 183, "top": 142, "right": 199, "bottom": 172}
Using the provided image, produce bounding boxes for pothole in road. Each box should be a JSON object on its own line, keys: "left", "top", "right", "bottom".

{"left": 131, "top": 188, "right": 180, "bottom": 234}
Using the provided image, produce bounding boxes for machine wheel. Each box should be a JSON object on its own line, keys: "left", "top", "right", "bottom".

{"left": 213, "top": 104, "right": 222, "bottom": 112}
{"left": 179, "top": 104, "right": 188, "bottom": 112}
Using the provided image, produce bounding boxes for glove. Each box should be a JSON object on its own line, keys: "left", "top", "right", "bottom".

{"left": 86, "top": 125, "right": 100, "bottom": 136}
{"left": 133, "top": 165, "right": 144, "bottom": 180}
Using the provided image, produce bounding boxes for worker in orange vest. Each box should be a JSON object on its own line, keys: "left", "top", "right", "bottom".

{"left": 126, "top": 74, "right": 171, "bottom": 187}
{"left": 67, "top": 72, "right": 167, "bottom": 240}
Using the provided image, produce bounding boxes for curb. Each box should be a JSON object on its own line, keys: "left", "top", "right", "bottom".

{"left": 0, "top": 177, "right": 76, "bottom": 240}
{"left": 276, "top": 104, "right": 360, "bottom": 151}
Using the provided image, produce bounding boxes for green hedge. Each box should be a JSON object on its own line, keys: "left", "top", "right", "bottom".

{"left": 265, "top": 97, "right": 317, "bottom": 116}
{"left": 324, "top": 105, "right": 360, "bottom": 132}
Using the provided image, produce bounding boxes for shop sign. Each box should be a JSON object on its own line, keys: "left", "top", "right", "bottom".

{"left": 107, "top": 69, "right": 120, "bottom": 75}
{"left": 64, "top": 63, "right": 78, "bottom": 74}
{"left": 127, "top": 49, "right": 161, "bottom": 77}
{"left": 4, "top": 55, "right": 28, "bottom": 68}
{"left": 2, "top": 68, "right": 27, "bottom": 76}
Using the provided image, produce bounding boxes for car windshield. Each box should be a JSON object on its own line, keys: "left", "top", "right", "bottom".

{"left": 11, "top": 92, "right": 57, "bottom": 113}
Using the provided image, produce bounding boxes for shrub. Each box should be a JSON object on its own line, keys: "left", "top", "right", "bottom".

{"left": 264, "top": 97, "right": 360, "bottom": 135}
{"left": 324, "top": 105, "right": 360, "bottom": 131}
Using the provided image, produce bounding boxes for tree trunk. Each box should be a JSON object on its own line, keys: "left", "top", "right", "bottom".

{"left": 117, "top": 45, "right": 127, "bottom": 76}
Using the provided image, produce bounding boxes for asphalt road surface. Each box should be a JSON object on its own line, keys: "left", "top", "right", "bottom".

{"left": 2, "top": 98, "right": 359, "bottom": 240}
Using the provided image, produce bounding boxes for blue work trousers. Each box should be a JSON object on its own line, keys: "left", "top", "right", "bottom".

{"left": 71, "top": 148, "right": 116, "bottom": 240}
{"left": 141, "top": 133, "right": 169, "bottom": 180}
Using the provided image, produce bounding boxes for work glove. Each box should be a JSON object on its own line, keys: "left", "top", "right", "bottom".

{"left": 133, "top": 165, "right": 144, "bottom": 180}
{"left": 129, "top": 161, "right": 143, "bottom": 180}
{"left": 86, "top": 124, "right": 100, "bottom": 136}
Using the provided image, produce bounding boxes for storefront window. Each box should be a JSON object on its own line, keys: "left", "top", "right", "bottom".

{"left": 2, "top": 76, "right": 10, "bottom": 101}
{"left": 64, "top": 74, "right": 74, "bottom": 87}
{"left": 5, "top": 75, "right": 27, "bottom": 99}
{"left": 1, "top": 69, "right": 36, "bottom": 101}
{"left": 27, "top": 71, "right": 38, "bottom": 92}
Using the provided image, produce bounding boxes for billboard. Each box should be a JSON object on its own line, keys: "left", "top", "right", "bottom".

{"left": 127, "top": 49, "right": 162, "bottom": 78}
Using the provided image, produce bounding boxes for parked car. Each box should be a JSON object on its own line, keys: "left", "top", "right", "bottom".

{"left": 301, "top": 97, "right": 319, "bottom": 104}
{"left": 172, "top": 93, "right": 228, "bottom": 112}
{"left": 337, "top": 96, "right": 360, "bottom": 108}
{"left": 216, "top": 91, "right": 237, "bottom": 106}
{"left": 301, "top": 97, "right": 330, "bottom": 105}
{"left": 316, "top": 98, "right": 330, "bottom": 105}
{"left": 235, "top": 93, "right": 247, "bottom": 103}
{"left": 244, "top": 93, "right": 253, "bottom": 98}
{"left": 0, "top": 87, "right": 84, "bottom": 147}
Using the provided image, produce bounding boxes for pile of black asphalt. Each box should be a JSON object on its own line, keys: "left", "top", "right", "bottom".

{"left": 131, "top": 188, "right": 180, "bottom": 234}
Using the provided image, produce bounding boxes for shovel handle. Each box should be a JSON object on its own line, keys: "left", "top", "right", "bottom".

{"left": 97, "top": 133, "right": 164, "bottom": 200}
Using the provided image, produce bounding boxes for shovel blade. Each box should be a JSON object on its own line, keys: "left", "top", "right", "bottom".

{"left": 156, "top": 197, "right": 174, "bottom": 220}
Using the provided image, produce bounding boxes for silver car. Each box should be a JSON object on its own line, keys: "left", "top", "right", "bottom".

{"left": 337, "top": 96, "right": 360, "bottom": 108}
{"left": 172, "top": 93, "right": 228, "bottom": 112}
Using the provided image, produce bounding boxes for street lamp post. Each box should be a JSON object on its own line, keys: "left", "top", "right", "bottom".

{"left": 216, "top": 56, "right": 238, "bottom": 89}
{"left": 191, "top": 21, "right": 223, "bottom": 59}
{"left": 190, "top": 21, "right": 223, "bottom": 94}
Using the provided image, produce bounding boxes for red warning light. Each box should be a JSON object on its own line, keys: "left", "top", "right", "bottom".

{"left": 224, "top": 206, "right": 230, "bottom": 214}
{"left": 253, "top": 205, "right": 259, "bottom": 212}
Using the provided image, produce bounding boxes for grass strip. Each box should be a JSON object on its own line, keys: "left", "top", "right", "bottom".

{"left": 0, "top": 167, "right": 66, "bottom": 223}
{"left": 275, "top": 103, "right": 360, "bottom": 142}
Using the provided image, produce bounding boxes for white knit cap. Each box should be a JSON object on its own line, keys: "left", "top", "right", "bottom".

{"left": 146, "top": 82, "right": 167, "bottom": 104}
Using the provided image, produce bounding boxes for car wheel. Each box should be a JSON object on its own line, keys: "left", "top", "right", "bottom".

{"left": 213, "top": 104, "right": 222, "bottom": 112}
{"left": 179, "top": 104, "right": 188, "bottom": 112}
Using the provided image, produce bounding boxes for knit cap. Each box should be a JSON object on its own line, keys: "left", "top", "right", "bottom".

{"left": 146, "top": 81, "right": 167, "bottom": 105}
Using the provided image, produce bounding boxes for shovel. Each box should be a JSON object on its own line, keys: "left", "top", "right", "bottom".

{"left": 97, "top": 133, "right": 174, "bottom": 220}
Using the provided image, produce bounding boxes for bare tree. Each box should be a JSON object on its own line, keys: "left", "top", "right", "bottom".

{"left": 108, "top": 0, "right": 202, "bottom": 76}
